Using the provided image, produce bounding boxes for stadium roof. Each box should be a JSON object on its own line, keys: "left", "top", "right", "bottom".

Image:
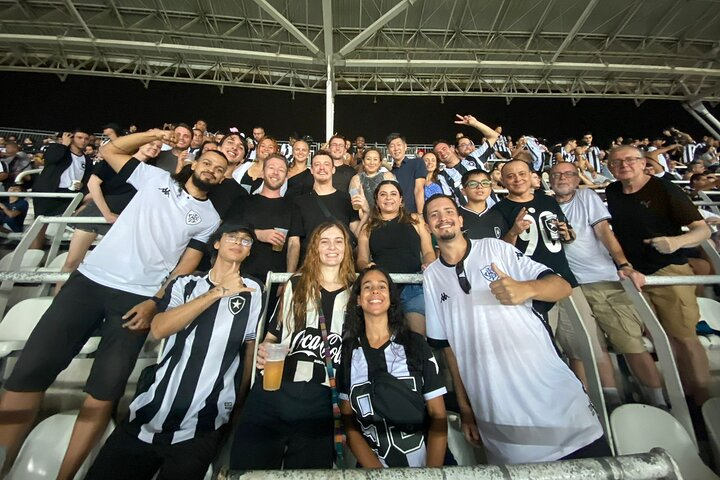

{"left": 0, "top": 0, "right": 718, "bottom": 103}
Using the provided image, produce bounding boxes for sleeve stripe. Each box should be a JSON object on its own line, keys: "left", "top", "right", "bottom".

{"left": 590, "top": 217, "right": 611, "bottom": 227}
{"left": 423, "top": 387, "right": 448, "bottom": 401}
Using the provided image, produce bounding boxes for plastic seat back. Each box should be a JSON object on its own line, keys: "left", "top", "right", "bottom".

{"left": 703, "top": 397, "right": 720, "bottom": 475}
{"left": 611, "top": 404, "right": 718, "bottom": 479}
{"left": 0, "top": 298, "right": 53, "bottom": 341}
{"left": 0, "top": 250, "right": 45, "bottom": 272}
{"left": 698, "top": 297, "right": 720, "bottom": 332}
{"left": 7, "top": 411, "right": 114, "bottom": 480}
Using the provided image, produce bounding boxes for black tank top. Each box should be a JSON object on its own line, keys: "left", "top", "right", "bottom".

{"left": 369, "top": 217, "right": 421, "bottom": 273}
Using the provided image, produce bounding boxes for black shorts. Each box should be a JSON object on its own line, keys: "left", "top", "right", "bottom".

{"left": 85, "top": 423, "right": 221, "bottom": 480}
{"left": 32, "top": 189, "right": 74, "bottom": 217}
{"left": 5, "top": 272, "right": 150, "bottom": 401}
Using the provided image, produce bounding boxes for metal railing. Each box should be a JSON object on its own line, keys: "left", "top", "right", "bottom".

{"left": 224, "top": 449, "right": 683, "bottom": 479}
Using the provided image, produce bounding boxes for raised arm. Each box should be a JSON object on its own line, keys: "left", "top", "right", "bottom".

{"left": 100, "top": 129, "right": 175, "bottom": 173}
{"left": 454, "top": 114, "right": 500, "bottom": 147}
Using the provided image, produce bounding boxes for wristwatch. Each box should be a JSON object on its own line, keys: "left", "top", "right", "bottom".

{"left": 616, "top": 262, "right": 632, "bottom": 270}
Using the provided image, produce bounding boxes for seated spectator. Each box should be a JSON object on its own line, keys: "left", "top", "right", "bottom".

{"left": 339, "top": 266, "right": 447, "bottom": 468}
{"left": 458, "top": 170, "right": 505, "bottom": 240}
{"left": 645, "top": 156, "right": 680, "bottom": 181}
{"left": 576, "top": 155, "right": 611, "bottom": 188}
{"left": 85, "top": 224, "right": 262, "bottom": 480}
{"left": 54, "top": 138, "right": 162, "bottom": 293}
{"left": 0, "top": 184, "right": 29, "bottom": 233}
{"left": 230, "top": 221, "right": 355, "bottom": 470}
{"left": 689, "top": 172, "right": 718, "bottom": 195}
{"left": 232, "top": 136, "right": 278, "bottom": 194}
{"left": 356, "top": 180, "right": 434, "bottom": 334}
{"left": 348, "top": 148, "right": 395, "bottom": 216}
{"left": 684, "top": 159, "right": 706, "bottom": 180}
{"left": 489, "top": 161, "right": 504, "bottom": 189}
{"left": 422, "top": 151, "right": 444, "bottom": 199}
{"left": 2, "top": 142, "right": 33, "bottom": 189}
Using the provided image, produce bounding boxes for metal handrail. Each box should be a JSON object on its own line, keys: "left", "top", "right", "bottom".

{"left": 13, "top": 168, "right": 42, "bottom": 184}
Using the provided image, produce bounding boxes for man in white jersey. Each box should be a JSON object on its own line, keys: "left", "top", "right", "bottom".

{"left": 422, "top": 194, "right": 607, "bottom": 464}
{"left": 85, "top": 224, "right": 262, "bottom": 480}
{"left": 0, "top": 129, "right": 227, "bottom": 480}
{"left": 550, "top": 162, "right": 667, "bottom": 408}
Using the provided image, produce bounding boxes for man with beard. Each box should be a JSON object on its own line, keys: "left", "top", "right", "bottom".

{"left": 153, "top": 123, "right": 193, "bottom": 174}
{"left": 328, "top": 135, "right": 355, "bottom": 192}
{"left": 422, "top": 194, "right": 606, "bottom": 465}
{"left": 0, "top": 129, "right": 227, "bottom": 480}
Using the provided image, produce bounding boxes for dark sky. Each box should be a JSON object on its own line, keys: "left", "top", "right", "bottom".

{"left": 2, "top": 72, "right": 717, "bottom": 148}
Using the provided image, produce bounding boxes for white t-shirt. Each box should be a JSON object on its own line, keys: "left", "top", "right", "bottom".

{"left": 424, "top": 238, "right": 602, "bottom": 464}
{"left": 79, "top": 161, "right": 221, "bottom": 296}
{"left": 559, "top": 189, "right": 619, "bottom": 284}
{"left": 58, "top": 152, "right": 88, "bottom": 188}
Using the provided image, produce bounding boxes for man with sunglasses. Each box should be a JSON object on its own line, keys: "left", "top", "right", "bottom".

{"left": 85, "top": 223, "right": 262, "bottom": 480}
{"left": 422, "top": 194, "right": 607, "bottom": 465}
{"left": 606, "top": 145, "right": 711, "bottom": 407}
{"left": 458, "top": 170, "right": 505, "bottom": 239}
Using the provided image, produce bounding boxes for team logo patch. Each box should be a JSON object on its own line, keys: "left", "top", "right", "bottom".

{"left": 481, "top": 265, "right": 499, "bottom": 282}
{"left": 185, "top": 210, "right": 201, "bottom": 225}
{"left": 228, "top": 295, "right": 246, "bottom": 315}
{"left": 494, "top": 226, "right": 501, "bottom": 239}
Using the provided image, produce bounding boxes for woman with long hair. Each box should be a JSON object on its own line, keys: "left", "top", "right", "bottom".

{"left": 348, "top": 148, "right": 395, "bottom": 216}
{"left": 423, "top": 151, "right": 443, "bottom": 199}
{"left": 54, "top": 139, "right": 162, "bottom": 294}
{"left": 230, "top": 220, "right": 356, "bottom": 470}
{"left": 339, "top": 266, "right": 447, "bottom": 468}
{"left": 356, "top": 180, "right": 435, "bottom": 335}
{"left": 232, "top": 135, "right": 279, "bottom": 193}
{"left": 286, "top": 139, "right": 314, "bottom": 197}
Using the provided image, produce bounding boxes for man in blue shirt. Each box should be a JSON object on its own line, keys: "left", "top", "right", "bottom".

{"left": 386, "top": 132, "right": 426, "bottom": 214}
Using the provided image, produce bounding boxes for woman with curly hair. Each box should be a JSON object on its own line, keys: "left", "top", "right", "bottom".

{"left": 230, "top": 220, "right": 356, "bottom": 470}
{"left": 338, "top": 266, "right": 447, "bottom": 467}
{"left": 356, "top": 180, "right": 435, "bottom": 334}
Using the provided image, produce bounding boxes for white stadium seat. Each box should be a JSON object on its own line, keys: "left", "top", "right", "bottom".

{"left": 703, "top": 397, "right": 720, "bottom": 475}
{"left": 0, "top": 250, "right": 45, "bottom": 272}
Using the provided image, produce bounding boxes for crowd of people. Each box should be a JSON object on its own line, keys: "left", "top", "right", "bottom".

{"left": 0, "top": 115, "right": 717, "bottom": 479}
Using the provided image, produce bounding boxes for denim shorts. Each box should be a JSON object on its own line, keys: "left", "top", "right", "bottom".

{"left": 399, "top": 284, "right": 425, "bottom": 316}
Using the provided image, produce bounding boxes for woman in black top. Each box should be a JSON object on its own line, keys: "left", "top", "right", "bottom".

{"left": 230, "top": 220, "right": 356, "bottom": 470}
{"left": 55, "top": 138, "right": 161, "bottom": 293}
{"left": 286, "top": 139, "right": 314, "bottom": 198}
{"left": 356, "top": 180, "right": 435, "bottom": 335}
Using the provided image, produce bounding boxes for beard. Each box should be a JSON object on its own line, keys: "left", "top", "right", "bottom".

{"left": 191, "top": 171, "right": 215, "bottom": 192}
{"left": 435, "top": 229, "right": 458, "bottom": 241}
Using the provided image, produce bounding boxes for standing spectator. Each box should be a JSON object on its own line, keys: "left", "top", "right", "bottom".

{"left": 230, "top": 221, "right": 356, "bottom": 470}
{"left": 247, "top": 126, "right": 266, "bottom": 161}
{"left": 555, "top": 138, "right": 577, "bottom": 164}
{"left": 30, "top": 128, "right": 93, "bottom": 250}
{"left": 387, "top": 133, "right": 426, "bottom": 214}
{"left": 348, "top": 148, "right": 395, "bottom": 216}
{"left": 454, "top": 114, "right": 499, "bottom": 170}
{"left": 605, "top": 145, "right": 712, "bottom": 406}
{"left": 328, "top": 135, "right": 356, "bottom": 192}
{"left": 0, "top": 129, "right": 227, "bottom": 480}
{"left": 493, "top": 126, "right": 512, "bottom": 159}
{"left": 207, "top": 131, "right": 249, "bottom": 219}
{"left": 153, "top": 123, "right": 193, "bottom": 174}
{"left": 422, "top": 151, "right": 444, "bottom": 199}
{"left": 102, "top": 123, "right": 123, "bottom": 142}
{"left": 356, "top": 180, "right": 435, "bottom": 334}
{"left": 352, "top": 135, "right": 367, "bottom": 166}
{"left": 422, "top": 194, "right": 606, "bottom": 464}
{"left": 232, "top": 136, "right": 278, "bottom": 194}
{"left": 286, "top": 139, "right": 313, "bottom": 198}
{"left": 85, "top": 224, "right": 262, "bottom": 480}
{"left": 339, "top": 267, "right": 447, "bottom": 468}
{"left": 582, "top": 133, "right": 603, "bottom": 172}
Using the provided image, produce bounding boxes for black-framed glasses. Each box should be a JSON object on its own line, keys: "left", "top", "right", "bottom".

{"left": 550, "top": 172, "right": 579, "bottom": 179}
{"left": 464, "top": 180, "right": 492, "bottom": 189}
{"left": 456, "top": 261, "right": 471, "bottom": 294}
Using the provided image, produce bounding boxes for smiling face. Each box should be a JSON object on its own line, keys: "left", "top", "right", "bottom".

{"left": 292, "top": 140, "right": 310, "bottom": 165}
{"left": 363, "top": 150, "right": 382, "bottom": 175}
{"left": 375, "top": 183, "right": 402, "bottom": 216}
{"left": 220, "top": 134, "right": 244, "bottom": 164}
{"left": 329, "top": 137, "right": 347, "bottom": 162}
{"left": 357, "top": 269, "right": 391, "bottom": 317}
{"left": 174, "top": 126, "right": 192, "bottom": 150}
{"left": 387, "top": 137, "right": 407, "bottom": 163}
{"left": 456, "top": 138, "right": 475, "bottom": 157}
{"left": 462, "top": 172, "right": 492, "bottom": 203}
{"left": 550, "top": 162, "right": 581, "bottom": 196}
{"left": 138, "top": 140, "right": 162, "bottom": 160}
{"left": 263, "top": 156, "right": 288, "bottom": 190}
{"left": 214, "top": 231, "right": 253, "bottom": 264}
{"left": 311, "top": 154, "right": 335, "bottom": 183}
{"left": 190, "top": 151, "right": 227, "bottom": 190}
{"left": 424, "top": 196, "right": 463, "bottom": 241}
{"left": 423, "top": 152, "right": 438, "bottom": 173}
{"left": 256, "top": 137, "right": 277, "bottom": 162}
{"left": 501, "top": 160, "right": 532, "bottom": 196}
{"left": 317, "top": 225, "right": 346, "bottom": 267}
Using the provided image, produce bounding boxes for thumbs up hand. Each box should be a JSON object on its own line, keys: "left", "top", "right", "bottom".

{"left": 489, "top": 262, "right": 533, "bottom": 305}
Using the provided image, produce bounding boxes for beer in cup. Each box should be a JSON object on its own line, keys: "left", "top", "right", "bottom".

{"left": 272, "top": 228, "right": 288, "bottom": 252}
{"left": 349, "top": 187, "right": 362, "bottom": 211}
{"left": 263, "top": 344, "right": 288, "bottom": 391}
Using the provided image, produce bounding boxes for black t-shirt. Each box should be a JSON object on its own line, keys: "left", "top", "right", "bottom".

{"left": 293, "top": 190, "right": 359, "bottom": 251}
{"left": 286, "top": 169, "right": 314, "bottom": 199}
{"left": 209, "top": 178, "right": 249, "bottom": 220}
{"left": 492, "top": 194, "right": 578, "bottom": 287}
{"left": 459, "top": 205, "right": 507, "bottom": 240}
{"left": 93, "top": 160, "right": 135, "bottom": 196}
{"left": 225, "top": 194, "right": 300, "bottom": 281}
{"left": 606, "top": 176, "right": 702, "bottom": 274}
{"left": 332, "top": 164, "right": 356, "bottom": 192}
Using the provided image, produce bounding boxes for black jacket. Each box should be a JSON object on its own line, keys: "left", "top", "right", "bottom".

{"left": 33, "top": 143, "right": 93, "bottom": 193}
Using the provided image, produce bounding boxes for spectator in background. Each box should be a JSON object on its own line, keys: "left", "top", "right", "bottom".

{"left": 423, "top": 151, "right": 444, "bottom": 199}
{"left": 1, "top": 142, "right": 33, "bottom": 189}
{"left": 387, "top": 132, "right": 426, "bottom": 214}
{"left": 190, "top": 128, "right": 204, "bottom": 156}
{"left": 102, "top": 123, "right": 123, "bottom": 142}
{"left": 152, "top": 123, "right": 192, "bottom": 174}
{"left": 30, "top": 129, "right": 93, "bottom": 250}
{"left": 232, "top": 136, "right": 278, "bottom": 194}
{"left": 352, "top": 136, "right": 367, "bottom": 166}
{"left": 0, "top": 184, "right": 29, "bottom": 233}
{"left": 605, "top": 145, "right": 712, "bottom": 406}
{"left": 684, "top": 159, "right": 706, "bottom": 180}
{"left": 328, "top": 135, "right": 355, "bottom": 192}
{"left": 348, "top": 148, "right": 395, "bottom": 216}
{"left": 555, "top": 138, "right": 577, "bottom": 164}
{"left": 207, "top": 131, "right": 249, "bottom": 218}
{"left": 286, "top": 139, "right": 313, "bottom": 198}
{"left": 454, "top": 114, "right": 500, "bottom": 171}
{"left": 247, "top": 126, "right": 265, "bottom": 160}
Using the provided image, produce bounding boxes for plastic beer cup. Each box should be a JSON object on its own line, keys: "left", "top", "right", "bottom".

{"left": 263, "top": 344, "right": 288, "bottom": 391}
{"left": 272, "top": 228, "right": 288, "bottom": 252}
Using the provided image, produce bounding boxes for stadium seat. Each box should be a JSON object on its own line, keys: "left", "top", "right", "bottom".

{"left": 0, "top": 250, "right": 45, "bottom": 272}
{"left": 611, "top": 404, "right": 718, "bottom": 479}
{"left": 5, "top": 411, "right": 114, "bottom": 480}
{"left": 703, "top": 397, "right": 720, "bottom": 474}
{"left": 35, "top": 252, "right": 69, "bottom": 273}
{"left": 0, "top": 298, "right": 100, "bottom": 359}
{"left": 697, "top": 297, "right": 720, "bottom": 372}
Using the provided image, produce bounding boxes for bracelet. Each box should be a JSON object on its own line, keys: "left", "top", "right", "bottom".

{"left": 616, "top": 262, "right": 632, "bottom": 270}
{"left": 149, "top": 296, "right": 162, "bottom": 305}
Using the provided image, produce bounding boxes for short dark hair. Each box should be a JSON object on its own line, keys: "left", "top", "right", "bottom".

{"left": 71, "top": 127, "right": 90, "bottom": 135}
{"left": 175, "top": 123, "right": 192, "bottom": 134}
{"left": 328, "top": 134, "right": 346, "bottom": 145}
{"left": 432, "top": 139, "right": 451, "bottom": 150}
{"left": 423, "top": 194, "right": 459, "bottom": 223}
{"left": 689, "top": 173, "right": 709, "bottom": 187}
{"left": 311, "top": 149, "right": 333, "bottom": 165}
{"left": 385, "top": 132, "right": 406, "bottom": 145}
{"left": 460, "top": 169, "right": 489, "bottom": 186}
{"left": 455, "top": 136, "right": 473, "bottom": 148}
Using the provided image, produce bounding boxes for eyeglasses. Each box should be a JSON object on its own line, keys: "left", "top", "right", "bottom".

{"left": 224, "top": 234, "right": 253, "bottom": 247}
{"left": 549, "top": 172, "right": 579, "bottom": 179}
{"left": 464, "top": 180, "right": 492, "bottom": 189}
{"left": 456, "top": 261, "right": 471, "bottom": 294}
{"left": 610, "top": 157, "right": 644, "bottom": 167}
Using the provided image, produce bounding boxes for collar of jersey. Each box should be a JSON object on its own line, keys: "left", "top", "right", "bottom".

{"left": 439, "top": 234, "right": 472, "bottom": 268}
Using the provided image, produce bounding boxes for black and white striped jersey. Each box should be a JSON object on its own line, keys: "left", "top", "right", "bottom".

{"left": 586, "top": 146, "right": 602, "bottom": 172}
{"left": 494, "top": 135, "right": 511, "bottom": 157}
{"left": 338, "top": 333, "right": 446, "bottom": 467}
{"left": 683, "top": 143, "right": 703, "bottom": 164}
{"left": 127, "top": 273, "right": 263, "bottom": 445}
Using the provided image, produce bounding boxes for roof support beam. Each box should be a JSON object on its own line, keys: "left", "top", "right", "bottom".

{"left": 524, "top": 0, "right": 555, "bottom": 51}
{"left": 63, "top": 0, "right": 95, "bottom": 39}
{"left": 251, "top": 0, "right": 320, "bottom": 56}
{"left": 606, "top": 0, "right": 645, "bottom": 47}
{"left": 322, "top": 0, "right": 333, "bottom": 58}
{"left": 550, "top": 0, "right": 599, "bottom": 63}
{"left": 337, "top": 0, "right": 416, "bottom": 59}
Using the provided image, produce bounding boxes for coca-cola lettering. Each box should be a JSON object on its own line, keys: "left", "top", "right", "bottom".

{"left": 288, "top": 330, "right": 342, "bottom": 365}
